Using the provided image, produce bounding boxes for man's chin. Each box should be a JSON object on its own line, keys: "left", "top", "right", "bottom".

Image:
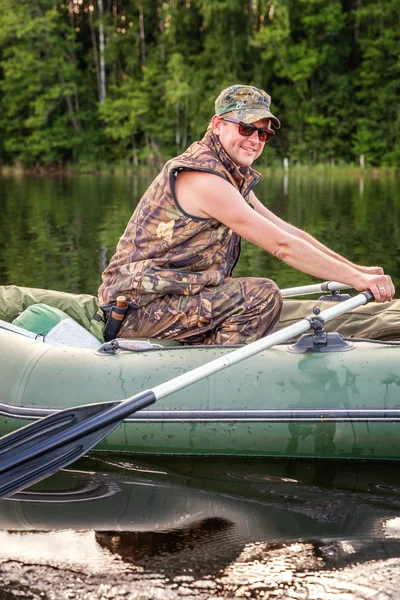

{"left": 240, "top": 149, "right": 259, "bottom": 165}
{"left": 237, "top": 157, "right": 255, "bottom": 168}
{"left": 228, "top": 149, "right": 256, "bottom": 168}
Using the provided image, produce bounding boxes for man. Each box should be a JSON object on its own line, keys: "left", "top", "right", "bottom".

{"left": 98, "top": 84, "right": 394, "bottom": 344}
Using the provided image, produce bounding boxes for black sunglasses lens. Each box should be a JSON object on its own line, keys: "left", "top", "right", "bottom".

{"left": 237, "top": 122, "right": 274, "bottom": 142}
{"left": 260, "top": 129, "right": 275, "bottom": 142}
{"left": 238, "top": 123, "right": 256, "bottom": 137}
{"left": 257, "top": 131, "right": 266, "bottom": 142}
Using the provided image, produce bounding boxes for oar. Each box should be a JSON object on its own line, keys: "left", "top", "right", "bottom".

{"left": 0, "top": 291, "right": 373, "bottom": 499}
{"left": 281, "top": 281, "right": 352, "bottom": 298}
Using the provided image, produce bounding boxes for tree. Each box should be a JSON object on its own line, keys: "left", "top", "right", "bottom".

{"left": 352, "top": 0, "right": 400, "bottom": 166}
{"left": 0, "top": 0, "right": 100, "bottom": 166}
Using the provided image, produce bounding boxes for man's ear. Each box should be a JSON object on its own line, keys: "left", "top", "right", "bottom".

{"left": 211, "top": 114, "right": 223, "bottom": 136}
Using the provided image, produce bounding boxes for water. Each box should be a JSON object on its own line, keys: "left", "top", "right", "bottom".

{"left": 1, "top": 170, "right": 400, "bottom": 598}
{"left": 1, "top": 170, "right": 400, "bottom": 294}
{"left": 1, "top": 455, "right": 400, "bottom": 598}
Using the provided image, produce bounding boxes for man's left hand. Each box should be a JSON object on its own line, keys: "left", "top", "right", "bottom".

{"left": 358, "top": 266, "right": 384, "bottom": 275}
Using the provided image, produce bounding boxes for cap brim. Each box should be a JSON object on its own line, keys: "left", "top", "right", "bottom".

{"left": 233, "top": 109, "right": 281, "bottom": 129}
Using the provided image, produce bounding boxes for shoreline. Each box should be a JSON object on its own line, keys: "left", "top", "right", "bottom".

{"left": 1, "top": 164, "right": 399, "bottom": 178}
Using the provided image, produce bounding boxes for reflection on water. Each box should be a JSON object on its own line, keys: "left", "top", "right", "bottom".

{"left": 95, "top": 518, "right": 241, "bottom": 577}
{"left": 1, "top": 171, "right": 400, "bottom": 293}
{"left": 0, "top": 456, "right": 400, "bottom": 598}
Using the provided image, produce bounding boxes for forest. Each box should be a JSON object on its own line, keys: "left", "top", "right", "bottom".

{"left": 0, "top": 0, "right": 399, "bottom": 170}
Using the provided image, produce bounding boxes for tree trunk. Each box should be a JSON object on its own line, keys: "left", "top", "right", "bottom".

{"left": 159, "top": 2, "right": 165, "bottom": 65}
{"left": 354, "top": 0, "right": 362, "bottom": 41}
{"left": 247, "top": 0, "right": 253, "bottom": 37}
{"left": 182, "top": 97, "right": 189, "bottom": 149}
{"left": 98, "top": 0, "right": 106, "bottom": 103}
{"left": 175, "top": 101, "right": 180, "bottom": 149}
{"left": 138, "top": 1, "right": 146, "bottom": 67}
{"left": 62, "top": 6, "right": 82, "bottom": 130}
{"left": 61, "top": 79, "right": 82, "bottom": 131}
{"left": 89, "top": 9, "right": 101, "bottom": 102}
{"left": 132, "top": 134, "right": 139, "bottom": 167}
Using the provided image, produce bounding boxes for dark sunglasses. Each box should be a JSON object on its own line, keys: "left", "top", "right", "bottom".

{"left": 222, "top": 117, "right": 275, "bottom": 143}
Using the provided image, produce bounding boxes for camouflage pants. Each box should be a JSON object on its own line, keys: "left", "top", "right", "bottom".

{"left": 119, "top": 277, "right": 282, "bottom": 345}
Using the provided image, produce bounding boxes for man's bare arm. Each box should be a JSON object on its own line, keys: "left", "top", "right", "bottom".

{"left": 175, "top": 171, "right": 394, "bottom": 302}
{"left": 248, "top": 191, "right": 383, "bottom": 276}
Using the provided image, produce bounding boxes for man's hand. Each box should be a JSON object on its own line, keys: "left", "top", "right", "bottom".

{"left": 358, "top": 266, "right": 384, "bottom": 276}
{"left": 354, "top": 273, "right": 395, "bottom": 303}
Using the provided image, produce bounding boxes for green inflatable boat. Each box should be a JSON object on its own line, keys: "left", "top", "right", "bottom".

{"left": 1, "top": 282, "right": 400, "bottom": 462}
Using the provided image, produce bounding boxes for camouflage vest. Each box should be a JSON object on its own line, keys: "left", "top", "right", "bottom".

{"left": 98, "top": 130, "right": 261, "bottom": 306}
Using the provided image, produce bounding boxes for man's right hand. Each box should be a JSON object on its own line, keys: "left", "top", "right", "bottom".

{"left": 354, "top": 273, "right": 395, "bottom": 303}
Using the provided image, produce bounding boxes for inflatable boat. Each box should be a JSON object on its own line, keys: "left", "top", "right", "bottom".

{"left": 1, "top": 282, "right": 400, "bottom": 463}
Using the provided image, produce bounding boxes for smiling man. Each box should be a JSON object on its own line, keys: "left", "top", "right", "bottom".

{"left": 98, "top": 84, "right": 394, "bottom": 345}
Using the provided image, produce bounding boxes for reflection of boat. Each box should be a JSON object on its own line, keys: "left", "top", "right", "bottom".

{"left": 0, "top": 453, "right": 398, "bottom": 574}
{"left": 94, "top": 518, "right": 243, "bottom": 574}
{"left": 1, "top": 456, "right": 400, "bottom": 591}
{"left": 0, "top": 461, "right": 346, "bottom": 538}
{"left": 0, "top": 456, "right": 397, "bottom": 538}
{"left": 2, "top": 292, "right": 400, "bottom": 459}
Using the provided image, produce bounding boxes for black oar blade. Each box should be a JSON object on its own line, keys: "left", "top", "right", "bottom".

{"left": 0, "top": 401, "right": 119, "bottom": 468}
{"left": 0, "top": 418, "right": 119, "bottom": 498}
{"left": 0, "top": 390, "right": 156, "bottom": 498}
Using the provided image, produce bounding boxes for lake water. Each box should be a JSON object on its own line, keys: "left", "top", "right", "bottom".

{"left": 1, "top": 455, "right": 400, "bottom": 598}
{"left": 1, "top": 170, "right": 400, "bottom": 294}
{"left": 1, "top": 170, "right": 400, "bottom": 598}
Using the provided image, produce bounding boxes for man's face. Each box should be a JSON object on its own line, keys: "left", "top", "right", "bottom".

{"left": 212, "top": 114, "right": 271, "bottom": 167}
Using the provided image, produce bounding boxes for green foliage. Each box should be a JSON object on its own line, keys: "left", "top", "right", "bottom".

{"left": 98, "top": 81, "right": 149, "bottom": 161}
{"left": 352, "top": 0, "right": 400, "bottom": 166}
{"left": 0, "top": 0, "right": 398, "bottom": 168}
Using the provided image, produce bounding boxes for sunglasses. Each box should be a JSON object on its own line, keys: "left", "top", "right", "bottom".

{"left": 222, "top": 117, "right": 275, "bottom": 143}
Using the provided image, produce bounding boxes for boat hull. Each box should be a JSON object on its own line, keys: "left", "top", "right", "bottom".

{"left": 1, "top": 328, "right": 400, "bottom": 460}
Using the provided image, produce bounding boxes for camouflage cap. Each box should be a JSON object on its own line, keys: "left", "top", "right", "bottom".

{"left": 215, "top": 84, "right": 281, "bottom": 129}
